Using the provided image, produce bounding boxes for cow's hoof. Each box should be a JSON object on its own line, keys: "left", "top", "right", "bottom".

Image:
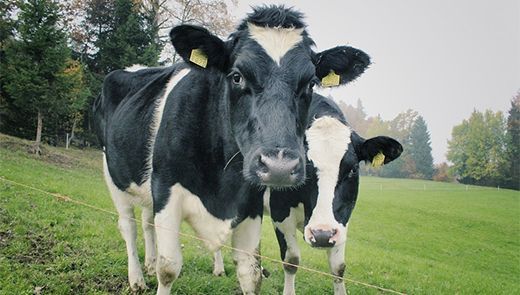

{"left": 130, "top": 280, "right": 148, "bottom": 292}
{"left": 129, "top": 277, "right": 147, "bottom": 291}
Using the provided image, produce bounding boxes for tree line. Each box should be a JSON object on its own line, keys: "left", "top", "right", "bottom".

{"left": 0, "top": 0, "right": 235, "bottom": 153}
{"left": 338, "top": 93, "right": 519, "bottom": 190}
{"left": 447, "top": 93, "right": 519, "bottom": 190}
{"left": 338, "top": 99, "right": 436, "bottom": 181}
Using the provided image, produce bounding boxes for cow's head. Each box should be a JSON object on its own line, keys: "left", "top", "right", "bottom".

{"left": 170, "top": 5, "right": 370, "bottom": 189}
{"left": 304, "top": 116, "right": 402, "bottom": 247}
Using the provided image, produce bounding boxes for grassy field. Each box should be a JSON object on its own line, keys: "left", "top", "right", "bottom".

{"left": 1, "top": 133, "right": 519, "bottom": 294}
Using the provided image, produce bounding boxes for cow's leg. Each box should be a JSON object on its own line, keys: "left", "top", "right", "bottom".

{"left": 142, "top": 206, "right": 157, "bottom": 275}
{"left": 274, "top": 224, "right": 300, "bottom": 295}
{"left": 110, "top": 192, "right": 146, "bottom": 290}
{"left": 232, "top": 217, "right": 262, "bottom": 295}
{"left": 155, "top": 186, "right": 184, "bottom": 295}
{"left": 327, "top": 242, "right": 346, "bottom": 295}
{"left": 213, "top": 249, "right": 225, "bottom": 276}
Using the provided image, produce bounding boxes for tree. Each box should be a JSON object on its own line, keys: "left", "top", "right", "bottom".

{"left": 408, "top": 116, "right": 434, "bottom": 179}
{"left": 433, "top": 162, "right": 454, "bottom": 182}
{"left": 57, "top": 59, "right": 90, "bottom": 148}
{"left": 374, "top": 110, "right": 418, "bottom": 178}
{"left": 337, "top": 99, "right": 368, "bottom": 135}
{"left": 504, "top": 92, "right": 520, "bottom": 190}
{"left": 160, "top": 0, "right": 236, "bottom": 64}
{"left": 94, "top": 0, "right": 161, "bottom": 73}
{"left": 3, "top": 0, "right": 71, "bottom": 153}
{"left": 0, "top": 0, "right": 17, "bottom": 130}
{"left": 447, "top": 110, "right": 507, "bottom": 186}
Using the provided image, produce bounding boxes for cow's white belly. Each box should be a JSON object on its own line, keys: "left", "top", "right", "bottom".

{"left": 103, "top": 154, "right": 153, "bottom": 208}
{"left": 172, "top": 184, "right": 233, "bottom": 252}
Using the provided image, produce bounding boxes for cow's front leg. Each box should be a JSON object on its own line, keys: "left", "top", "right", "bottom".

{"left": 232, "top": 217, "right": 262, "bottom": 295}
{"left": 154, "top": 187, "right": 184, "bottom": 295}
{"left": 274, "top": 224, "right": 300, "bottom": 295}
{"left": 142, "top": 206, "right": 157, "bottom": 275}
{"left": 213, "top": 250, "right": 225, "bottom": 276}
{"left": 327, "top": 242, "right": 346, "bottom": 295}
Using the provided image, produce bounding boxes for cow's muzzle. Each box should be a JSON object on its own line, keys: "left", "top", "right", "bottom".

{"left": 305, "top": 224, "right": 341, "bottom": 248}
{"left": 251, "top": 148, "right": 305, "bottom": 188}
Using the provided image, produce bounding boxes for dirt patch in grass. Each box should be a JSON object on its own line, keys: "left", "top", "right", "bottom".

{"left": 12, "top": 230, "right": 57, "bottom": 264}
{"left": 0, "top": 229, "right": 13, "bottom": 247}
{"left": 0, "top": 136, "right": 78, "bottom": 168}
{"left": 0, "top": 208, "right": 14, "bottom": 247}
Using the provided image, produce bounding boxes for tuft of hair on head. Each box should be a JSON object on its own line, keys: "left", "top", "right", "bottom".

{"left": 238, "top": 5, "right": 307, "bottom": 30}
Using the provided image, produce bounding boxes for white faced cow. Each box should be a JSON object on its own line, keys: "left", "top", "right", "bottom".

{"left": 213, "top": 94, "right": 403, "bottom": 294}
{"left": 93, "top": 5, "right": 371, "bottom": 295}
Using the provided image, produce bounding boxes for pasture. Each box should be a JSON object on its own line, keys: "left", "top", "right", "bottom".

{"left": 0, "top": 133, "right": 519, "bottom": 294}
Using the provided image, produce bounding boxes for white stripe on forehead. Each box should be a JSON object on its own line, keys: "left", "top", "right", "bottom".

{"left": 306, "top": 116, "right": 351, "bottom": 176}
{"left": 305, "top": 116, "right": 351, "bottom": 233}
{"left": 248, "top": 23, "right": 304, "bottom": 65}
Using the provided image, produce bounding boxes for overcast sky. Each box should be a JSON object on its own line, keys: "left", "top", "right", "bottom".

{"left": 232, "top": 0, "right": 520, "bottom": 163}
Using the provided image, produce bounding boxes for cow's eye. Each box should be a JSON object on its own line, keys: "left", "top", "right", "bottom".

{"left": 309, "top": 81, "right": 316, "bottom": 89}
{"left": 232, "top": 73, "right": 243, "bottom": 85}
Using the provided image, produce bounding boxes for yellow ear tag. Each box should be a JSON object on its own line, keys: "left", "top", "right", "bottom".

{"left": 372, "top": 152, "right": 385, "bottom": 168}
{"left": 189, "top": 48, "right": 208, "bottom": 68}
{"left": 321, "top": 71, "right": 340, "bottom": 87}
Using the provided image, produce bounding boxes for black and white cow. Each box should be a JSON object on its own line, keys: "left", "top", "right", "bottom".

{"left": 213, "top": 94, "right": 403, "bottom": 294}
{"left": 93, "top": 5, "right": 371, "bottom": 295}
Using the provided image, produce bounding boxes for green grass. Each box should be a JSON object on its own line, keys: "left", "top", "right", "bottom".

{"left": 1, "top": 133, "right": 519, "bottom": 294}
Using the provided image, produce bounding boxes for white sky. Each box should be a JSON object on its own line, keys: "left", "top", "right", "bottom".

{"left": 232, "top": 0, "right": 520, "bottom": 163}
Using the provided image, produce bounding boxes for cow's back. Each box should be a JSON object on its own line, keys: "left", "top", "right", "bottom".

{"left": 95, "top": 65, "right": 183, "bottom": 191}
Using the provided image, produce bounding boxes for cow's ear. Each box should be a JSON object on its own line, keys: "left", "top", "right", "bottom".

{"left": 358, "top": 136, "right": 402, "bottom": 165}
{"left": 315, "top": 46, "right": 370, "bottom": 87}
{"left": 170, "top": 25, "right": 230, "bottom": 72}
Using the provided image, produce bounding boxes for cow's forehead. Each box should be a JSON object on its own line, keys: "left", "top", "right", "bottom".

{"left": 247, "top": 23, "right": 304, "bottom": 65}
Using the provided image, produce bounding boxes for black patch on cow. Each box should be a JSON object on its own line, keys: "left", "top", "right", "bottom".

{"left": 101, "top": 66, "right": 183, "bottom": 190}
{"left": 333, "top": 263, "right": 346, "bottom": 283}
{"left": 283, "top": 256, "right": 300, "bottom": 274}
{"left": 274, "top": 228, "right": 288, "bottom": 261}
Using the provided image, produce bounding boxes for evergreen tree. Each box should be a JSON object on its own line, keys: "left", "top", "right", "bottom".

{"left": 409, "top": 116, "right": 435, "bottom": 179}
{"left": 504, "top": 92, "right": 520, "bottom": 190}
{"left": 0, "top": 0, "right": 17, "bottom": 130}
{"left": 3, "top": 0, "right": 70, "bottom": 153}
{"left": 93, "top": 0, "right": 161, "bottom": 73}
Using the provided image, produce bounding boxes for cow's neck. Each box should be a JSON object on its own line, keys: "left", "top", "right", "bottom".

{"left": 196, "top": 69, "right": 239, "bottom": 170}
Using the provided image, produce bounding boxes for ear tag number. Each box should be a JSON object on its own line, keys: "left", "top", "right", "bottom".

{"left": 321, "top": 71, "right": 340, "bottom": 87}
{"left": 190, "top": 48, "right": 208, "bottom": 68}
{"left": 372, "top": 152, "right": 385, "bottom": 168}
